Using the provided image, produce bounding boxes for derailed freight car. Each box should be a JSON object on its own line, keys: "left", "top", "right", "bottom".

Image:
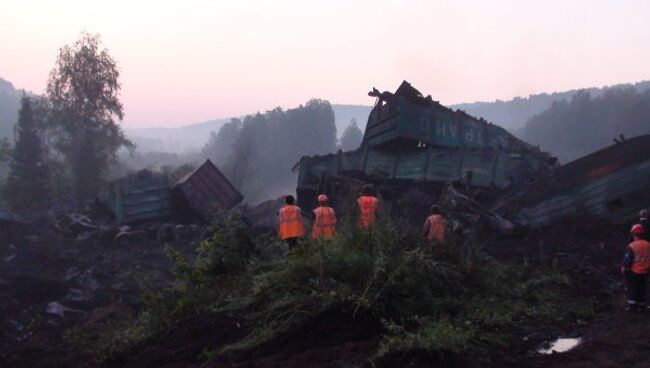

{"left": 491, "top": 135, "right": 650, "bottom": 227}
{"left": 102, "top": 160, "right": 242, "bottom": 224}
{"left": 295, "top": 81, "right": 557, "bottom": 218}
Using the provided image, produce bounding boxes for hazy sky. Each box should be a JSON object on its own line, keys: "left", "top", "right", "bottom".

{"left": 1, "top": 0, "right": 649, "bottom": 127}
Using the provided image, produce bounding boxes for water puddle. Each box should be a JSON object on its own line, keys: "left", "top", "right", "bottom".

{"left": 538, "top": 337, "right": 581, "bottom": 355}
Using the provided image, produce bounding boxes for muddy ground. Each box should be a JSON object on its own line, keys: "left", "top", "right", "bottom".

{"left": 1, "top": 217, "right": 648, "bottom": 368}
{"left": 0, "top": 218, "right": 199, "bottom": 367}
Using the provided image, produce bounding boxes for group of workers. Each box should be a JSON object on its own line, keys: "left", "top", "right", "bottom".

{"left": 622, "top": 210, "right": 650, "bottom": 312}
{"left": 280, "top": 189, "right": 650, "bottom": 313}
{"left": 277, "top": 185, "right": 447, "bottom": 250}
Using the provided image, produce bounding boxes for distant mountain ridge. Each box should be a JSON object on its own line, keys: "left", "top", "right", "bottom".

{"left": 125, "top": 118, "right": 231, "bottom": 153}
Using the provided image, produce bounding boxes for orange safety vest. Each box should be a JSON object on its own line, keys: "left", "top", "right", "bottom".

{"left": 278, "top": 205, "right": 304, "bottom": 240}
{"left": 312, "top": 206, "right": 336, "bottom": 240}
{"left": 629, "top": 239, "right": 650, "bottom": 274}
{"left": 357, "top": 195, "right": 378, "bottom": 229}
{"left": 425, "top": 214, "right": 446, "bottom": 242}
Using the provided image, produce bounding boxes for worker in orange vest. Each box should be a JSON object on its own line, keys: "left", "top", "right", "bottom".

{"left": 422, "top": 205, "right": 447, "bottom": 243}
{"left": 621, "top": 224, "right": 650, "bottom": 312}
{"left": 312, "top": 194, "right": 337, "bottom": 240}
{"left": 278, "top": 195, "right": 304, "bottom": 250}
{"left": 357, "top": 185, "right": 378, "bottom": 229}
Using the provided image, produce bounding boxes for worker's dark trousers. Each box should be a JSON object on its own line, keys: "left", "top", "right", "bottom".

{"left": 285, "top": 237, "right": 299, "bottom": 250}
{"left": 625, "top": 271, "right": 648, "bottom": 309}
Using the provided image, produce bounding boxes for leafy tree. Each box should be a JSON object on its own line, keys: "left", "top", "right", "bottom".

{"left": 340, "top": 118, "right": 363, "bottom": 151}
{"left": 46, "top": 32, "right": 132, "bottom": 202}
{"left": 3, "top": 96, "right": 50, "bottom": 209}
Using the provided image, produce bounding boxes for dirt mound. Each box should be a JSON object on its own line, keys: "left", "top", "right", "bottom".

{"left": 213, "top": 309, "right": 381, "bottom": 368}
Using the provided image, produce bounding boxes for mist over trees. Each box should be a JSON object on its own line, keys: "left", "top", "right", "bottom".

{"left": 521, "top": 87, "right": 650, "bottom": 163}
{"left": 202, "top": 99, "right": 337, "bottom": 203}
{"left": 2, "top": 30, "right": 649, "bottom": 209}
{"left": 202, "top": 118, "right": 242, "bottom": 167}
{"left": 339, "top": 118, "right": 363, "bottom": 151}
{"left": 0, "top": 78, "right": 22, "bottom": 140}
{"left": 2, "top": 46, "right": 339, "bottom": 208}
{"left": 0, "top": 32, "right": 132, "bottom": 210}
{"left": 331, "top": 104, "right": 371, "bottom": 136}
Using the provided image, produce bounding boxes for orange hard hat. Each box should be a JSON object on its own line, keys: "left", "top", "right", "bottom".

{"left": 318, "top": 194, "right": 328, "bottom": 203}
{"left": 631, "top": 224, "right": 645, "bottom": 236}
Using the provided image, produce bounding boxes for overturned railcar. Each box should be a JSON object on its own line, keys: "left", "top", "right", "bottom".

{"left": 295, "top": 81, "right": 556, "bottom": 217}
{"left": 492, "top": 135, "right": 650, "bottom": 227}
{"left": 173, "top": 159, "right": 243, "bottom": 220}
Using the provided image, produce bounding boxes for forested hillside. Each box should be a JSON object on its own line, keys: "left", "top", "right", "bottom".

{"left": 521, "top": 87, "right": 650, "bottom": 163}
{"left": 453, "top": 81, "right": 650, "bottom": 131}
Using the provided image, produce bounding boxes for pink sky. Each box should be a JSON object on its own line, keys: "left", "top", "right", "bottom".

{"left": 1, "top": 0, "right": 649, "bottom": 128}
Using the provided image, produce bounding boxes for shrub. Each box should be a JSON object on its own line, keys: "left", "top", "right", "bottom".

{"left": 100, "top": 214, "right": 592, "bottom": 364}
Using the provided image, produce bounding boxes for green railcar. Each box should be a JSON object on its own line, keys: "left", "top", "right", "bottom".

{"left": 492, "top": 134, "right": 650, "bottom": 227}
{"left": 295, "top": 81, "right": 556, "bottom": 214}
